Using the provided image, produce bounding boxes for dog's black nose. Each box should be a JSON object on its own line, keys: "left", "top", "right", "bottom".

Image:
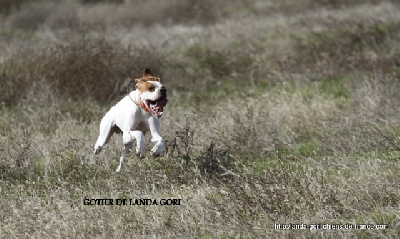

{"left": 160, "top": 87, "right": 166, "bottom": 94}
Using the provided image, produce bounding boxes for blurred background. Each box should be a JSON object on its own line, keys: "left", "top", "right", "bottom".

{"left": 1, "top": 0, "right": 399, "bottom": 105}
{"left": 1, "top": 1, "right": 400, "bottom": 238}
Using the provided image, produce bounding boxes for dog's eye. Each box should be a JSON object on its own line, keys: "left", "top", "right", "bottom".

{"left": 149, "top": 86, "right": 155, "bottom": 92}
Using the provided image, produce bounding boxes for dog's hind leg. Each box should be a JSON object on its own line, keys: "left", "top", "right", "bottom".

{"left": 94, "top": 114, "right": 115, "bottom": 154}
{"left": 116, "top": 142, "right": 132, "bottom": 173}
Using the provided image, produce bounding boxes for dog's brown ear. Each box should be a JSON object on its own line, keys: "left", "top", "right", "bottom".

{"left": 143, "top": 68, "right": 153, "bottom": 78}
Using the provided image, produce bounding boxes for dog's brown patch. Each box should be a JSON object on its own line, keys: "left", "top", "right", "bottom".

{"left": 136, "top": 81, "right": 156, "bottom": 93}
{"left": 135, "top": 68, "right": 160, "bottom": 92}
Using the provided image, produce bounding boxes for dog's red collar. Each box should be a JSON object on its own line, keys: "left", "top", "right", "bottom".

{"left": 137, "top": 98, "right": 151, "bottom": 113}
{"left": 136, "top": 92, "right": 152, "bottom": 114}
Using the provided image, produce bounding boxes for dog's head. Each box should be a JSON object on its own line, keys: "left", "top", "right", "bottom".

{"left": 135, "top": 68, "right": 168, "bottom": 118}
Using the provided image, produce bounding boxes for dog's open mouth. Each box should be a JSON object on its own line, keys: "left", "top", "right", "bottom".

{"left": 146, "top": 96, "right": 168, "bottom": 117}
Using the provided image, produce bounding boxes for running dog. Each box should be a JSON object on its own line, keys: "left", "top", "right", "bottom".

{"left": 94, "top": 69, "right": 167, "bottom": 172}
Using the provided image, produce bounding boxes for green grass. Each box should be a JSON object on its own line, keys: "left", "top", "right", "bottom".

{"left": 319, "top": 76, "right": 351, "bottom": 99}
{"left": 0, "top": 28, "right": 33, "bottom": 40}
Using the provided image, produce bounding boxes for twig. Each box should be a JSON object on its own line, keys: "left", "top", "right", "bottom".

{"left": 373, "top": 124, "right": 400, "bottom": 151}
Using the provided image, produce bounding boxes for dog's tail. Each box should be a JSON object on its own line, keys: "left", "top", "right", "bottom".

{"left": 94, "top": 113, "right": 115, "bottom": 154}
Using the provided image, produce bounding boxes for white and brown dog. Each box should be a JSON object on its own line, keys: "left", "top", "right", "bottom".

{"left": 94, "top": 69, "right": 168, "bottom": 172}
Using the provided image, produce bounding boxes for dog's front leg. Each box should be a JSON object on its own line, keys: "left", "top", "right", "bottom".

{"left": 147, "top": 117, "right": 165, "bottom": 156}
{"left": 125, "top": 130, "right": 145, "bottom": 157}
{"left": 116, "top": 130, "right": 145, "bottom": 172}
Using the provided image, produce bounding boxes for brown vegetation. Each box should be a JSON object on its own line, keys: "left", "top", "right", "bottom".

{"left": 1, "top": 0, "right": 400, "bottom": 238}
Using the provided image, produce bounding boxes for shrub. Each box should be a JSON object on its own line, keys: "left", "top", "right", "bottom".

{"left": 6, "top": 0, "right": 78, "bottom": 30}
{"left": 0, "top": 0, "right": 37, "bottom": 15}
{"left": 291, "top": 22, "right": 400, "bottom": 75}
{"left": 80, "top": 0, "right": 123, "bottom": 4}
{"left": 1, "top": 34, "right": 164, "bottom": 104}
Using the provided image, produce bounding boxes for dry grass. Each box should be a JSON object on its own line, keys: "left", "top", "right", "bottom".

{"left": 1, "top": 0, "right": 400, "bottom": 238}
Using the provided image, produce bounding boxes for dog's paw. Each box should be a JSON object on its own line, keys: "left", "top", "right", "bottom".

{"left": 116, "top": 165, "right": 122, "bottom": 173}
{"left": 135, "top": 148, "right": 145, "bottom": 158}
{"left": 150, "top": 138, "right": 164, "bottom": 157}
{"left": 150, "top": 152, "right": 160, "bottom": 157}
{"left": 93, "top": 146, "right": 102, "bottom": 154}
{"left": 150, "top": 146, "right": 163, "bottom": 157}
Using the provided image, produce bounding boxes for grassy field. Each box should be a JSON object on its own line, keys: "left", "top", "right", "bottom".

{"left": 1, "top": 0, "right": 400, "bottom": 238}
